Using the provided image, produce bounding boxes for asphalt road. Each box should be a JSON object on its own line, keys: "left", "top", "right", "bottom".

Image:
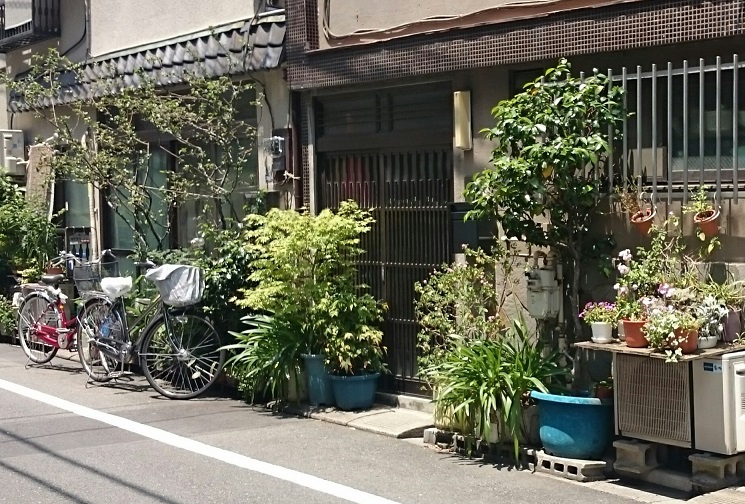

{"left": 0, "top": 345, "right": 665, "bottom": 504}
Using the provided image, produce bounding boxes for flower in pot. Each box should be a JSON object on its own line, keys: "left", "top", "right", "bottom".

{"left": 700, "top": 278, "right": 745, "bottom": 342}
{"left": 683, "top": 185, "right": 720, "bottom": 240}
{"left": 579, "top": 301, "right": 616, "bottom": 343}
{"left": 323, "top": 292, "right": 388, "bottom": 411}
{"left": 643, "top": 305, "right": 700, "bottom": 362}
{"left": 695, "top": 296, "right": 728, "bottom": 349}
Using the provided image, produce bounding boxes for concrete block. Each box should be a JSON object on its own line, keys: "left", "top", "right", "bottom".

{"left": 644, "top": 468, "right": 693, "bottom": 493}
{"left": 613, "top": 439, "right": 663, "bottom": 476}
{"left": 535, "top": 450, "right": 608, "bottom": 482}
{"left": 689, "top": 453, "right": 745, "bottom": 491}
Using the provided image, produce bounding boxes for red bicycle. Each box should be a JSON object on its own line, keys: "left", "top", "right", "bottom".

{"left": 16, "top": 251, "right": 114, "bottom": 364}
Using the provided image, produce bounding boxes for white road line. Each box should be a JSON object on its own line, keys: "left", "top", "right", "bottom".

{"left": 0, "top": 378, "right": 402, "bottom": 504}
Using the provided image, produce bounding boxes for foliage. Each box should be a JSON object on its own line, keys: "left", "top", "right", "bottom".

{"left": 321, "top": 289, "right": 387, "bottom": 375}
{"left": 578, "top": 302, "right": 616, "bottom": 325}
{"left": 695, "top": 296, "right": 729, "bottom": 341}
{"left": 614, "top": 185, "right": 642, "bottom": 215}
{"left": 1, "top": 48, "right": 259, "bottom": 258}
{"left": 683, "top": 185, "right": 715, "bottom": 216}
{"left": 642, "top": 302, "right": 700, "bottom": 362}
{"left": 414, "top": 244, "right": 517, "bottom": 370}
{"left": 700, "top": 278, "right": 745, "bottom": 310}
{"left": 222, "top": 313, "right": 305, "bottom": 403}
{"left": 422, "top": 317, "right": 568, "bottom": 462}
{"left": 0, "top": 295, "right": 16, "bottom": 335}
{"left": 234, "top": 201, "right": 376, "bottom": 357}
{"left": 0, "top": 175, "right": 57, "bottom": 279}
{"left": 463, "top": 58, "right": 627, "bottom": 339}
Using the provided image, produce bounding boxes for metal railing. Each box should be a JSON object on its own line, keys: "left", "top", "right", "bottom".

{"left": 609, "top": 54, "right": 745, "bottom": 204}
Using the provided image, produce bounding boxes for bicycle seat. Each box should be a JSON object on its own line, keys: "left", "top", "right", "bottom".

{"left": 41, "top": 274, "right": 65, "bottom": 285}
{"left": 100, "top": 276, "right": 133, "bottom": 299}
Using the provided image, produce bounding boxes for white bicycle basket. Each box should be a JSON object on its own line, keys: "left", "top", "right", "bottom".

{"left": 144, "top": 265, "right": 205, "bottom": 307}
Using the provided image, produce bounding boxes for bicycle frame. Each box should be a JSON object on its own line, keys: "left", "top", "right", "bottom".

{"left": 24, "top": 295, "right": 78, "bottom": 349}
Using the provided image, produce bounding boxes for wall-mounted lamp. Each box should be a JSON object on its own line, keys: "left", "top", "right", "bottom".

{"left": 453, "top": 90, "right": 473, "bottom": 151}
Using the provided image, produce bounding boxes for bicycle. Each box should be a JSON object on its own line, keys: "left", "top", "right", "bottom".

{"left": 16, "top": 251, "right": 112, "bottom": 365}
{"left": 76, "top": 259, "right": 226, "bottom": 400}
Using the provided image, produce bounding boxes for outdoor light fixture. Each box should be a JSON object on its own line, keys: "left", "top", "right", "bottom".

{"left": 453, "top": 90, "right": 473, "bottom": 150}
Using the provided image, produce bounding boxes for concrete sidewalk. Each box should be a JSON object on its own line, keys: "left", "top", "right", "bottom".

{"left": 283, "top": 402, "right": 434, "bottom": 439}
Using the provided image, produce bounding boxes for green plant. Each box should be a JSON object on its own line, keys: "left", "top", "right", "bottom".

{"left": 422, "top": 317, "right": 568, "bottom": 462}
{"left": 464, "top": 58, "right": 627, "bottom": 339}
{"left": 695, "top": 296, "right": 728, "bottom": 340}
{"left": 234, "top": 201, "right": 375, "bottom": 357}
{"left": 683, "top": 185, "right": 715, "bottom": 216}
{"left": 222, "top": 313, "right": 306, "bottom": 403}
{"left": 700, "top": 278, "right": 745, "bottom": 310}
{"left": 643, "top": 305, "right": 700, "bottom": 362}
{"left": 579, "top": 302, "right": 616, "bottom": 325}
{"left": 614, "top": 185, "right": 642, "bottom": 216}
{"left": 414, "top": 244, "right": 516, "bottom": 369}
{"left": 0, "top": 295, "right": 16, "bottom": 336}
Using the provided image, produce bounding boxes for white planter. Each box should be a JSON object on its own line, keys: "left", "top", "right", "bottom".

{"left": 698, "top": 335, "right": 718, "bottom": 350}
{"left": 617, "top": 320, "right": 626, "bottom": 341}
{"left": 591, "top": 322, "right": 613, "bottom": 343}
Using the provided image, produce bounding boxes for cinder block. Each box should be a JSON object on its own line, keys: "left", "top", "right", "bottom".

{"left": 613, "top": 439, "right": 663, "bottom": 476}
{"left": 689, "top": 453, "right": 745, "bottom": 491}
{"left": 535, "top": 450, "right": 608, "bottom": 482}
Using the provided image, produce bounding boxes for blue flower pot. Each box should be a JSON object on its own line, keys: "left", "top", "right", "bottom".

{"left": 531, "top": 391, "right": 614, "bottom": 460}
{"left": 302, "top": 354, "right": 335, "bottom": 407}
{"left": 330, "top": 373, "right": 379, "bottom": 411}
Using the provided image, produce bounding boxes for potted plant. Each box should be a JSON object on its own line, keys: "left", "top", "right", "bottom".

{"left": 701, "top": 278, "right": 745, "bottom": 342}
{"left": 234, "top": 201, "right": 376, "bottom": 407}
{"left": 643, "top": 306, "right": 700, "bottom": 361}
{"left": 324, "top": 291, "right": 387, "bottom": 411}
{"left": 683, "top": 185, "right": 720, "bottom": 239}
{"left": 579, "top": 301, "right": 616, "bottom": 343}
{"left": 593, "top": 378, "right": 613, "bottom": 399}
{"left": 695, "top": 296, "right": 728, "bottom": 349}
{"left": 615, "top": 186, "right": 655, "bottom": 235}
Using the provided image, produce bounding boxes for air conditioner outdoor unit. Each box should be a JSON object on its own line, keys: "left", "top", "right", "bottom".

{"left": 692, "top": 351, "right": 745, "bottom": 455}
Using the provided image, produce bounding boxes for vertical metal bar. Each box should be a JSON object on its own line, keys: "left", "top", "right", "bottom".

{"left": 622, "top": 67, "right": 628, "bottom": 193}
{"left": 652, "top": 64, "right": 658, "bottom": 202}
{"left": 667, "top": 62, "right": 673, "bottom": 204}
{"left": 700, "top": 58, "right": 705, "bottom": 186}
{"left": 734, "top": 54, "right": 739, "bottom": 203}
{"left": 608, "top": 68, "right": 614, "bottom": 195}
{"left": 683, "top": 60, "right": 689, "bottom": 204}
{"left": 637, "top": 66, "right": 643, "bottom": 195}
{"left": 717, "top": 56, "right": 722, "bottom": 200}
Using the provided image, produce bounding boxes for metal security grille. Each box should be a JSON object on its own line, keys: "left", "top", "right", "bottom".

{"left": 617, "top": 354, "right": 692, "bottom": 447}
{"left": 319, "top": 149, "right": 453, "bottom": 395}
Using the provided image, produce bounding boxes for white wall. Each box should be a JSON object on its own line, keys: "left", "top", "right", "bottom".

{"left": 89, "top": 0, "right": 251, "bottom": 57}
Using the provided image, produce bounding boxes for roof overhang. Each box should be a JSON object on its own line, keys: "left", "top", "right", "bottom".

{"left": 9, "top": 11, "right": 286, "bottom": 112}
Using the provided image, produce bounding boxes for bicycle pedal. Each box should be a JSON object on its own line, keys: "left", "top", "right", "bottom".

{"left": 108, "top": 371, "right": 133, "bottom": 379}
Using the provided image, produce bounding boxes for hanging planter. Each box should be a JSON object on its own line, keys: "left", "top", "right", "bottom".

{"left": 630, "top": 207, "right": 656, "bottom": 236}
{"left": 693, "top": 208, "right": 720, "bottom": 239}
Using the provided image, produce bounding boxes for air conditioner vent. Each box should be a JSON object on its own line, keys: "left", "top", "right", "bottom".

{"left": 617, "top": 354, "right": 691, "bottom": 446}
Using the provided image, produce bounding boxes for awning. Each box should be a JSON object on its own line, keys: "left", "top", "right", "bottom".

{"left": 9, "top": 12, "right": 286, "bottom": 112}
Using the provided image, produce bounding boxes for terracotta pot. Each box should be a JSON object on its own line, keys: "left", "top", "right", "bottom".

{"left": 594, "top": 386, "right": 614, "bottom": 400}
{"left": 630, "top": 208, "right": 656, "bottom": 236}
{"left": 723, "top": 309, "right": 742, "bottom": 342}
{"left": 670, "top": 328, "right": 698, "bottom": 354}
{"left": 45, "top": 266, "right": 63, "bottom": 275}
{"left": 622, "top": 319, "right": 648, "bottom": 348}
{"left": 694, "top": 208, "right": 720, "bottom": 238}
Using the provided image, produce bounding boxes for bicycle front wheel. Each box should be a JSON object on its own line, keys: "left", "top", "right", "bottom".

{"left": 139, "top": 312, "right": 225, "bottom": 399}
{"left": 18, "top": 294, "right": 59, "bottom": 364}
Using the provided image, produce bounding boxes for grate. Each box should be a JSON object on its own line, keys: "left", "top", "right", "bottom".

{"left": 617, "top": 354, "right": 692, "bottom": 446}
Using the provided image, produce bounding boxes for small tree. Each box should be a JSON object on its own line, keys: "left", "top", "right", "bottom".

{"left": 2, "top": 48, "right": 259, "bottom": 257}
{"left": 464, "top": 59, "right": 626, "bottom": 339}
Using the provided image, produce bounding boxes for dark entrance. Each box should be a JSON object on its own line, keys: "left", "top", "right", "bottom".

{"left": 315, "top": 84, "right": 453, "bottom": 395}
